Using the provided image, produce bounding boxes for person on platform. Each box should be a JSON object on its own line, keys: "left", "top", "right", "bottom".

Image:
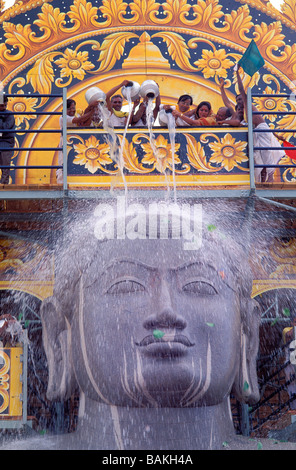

{"left": 0, "top": 95, "right": 15, "bottom": 185}
{"left": 132, "top": 94, "right": 161, "bottom": 127}
{"left": 172, "top": 104, "right": 231, "bottom": 126}
{"left": 56, "top": 98, "right": 98, "bottom": 184}
{"left": 160, "top": 95, "right": 195, "bottom": 127}
{"left": 235, "top": 66, "right": 285, "bottom": 182}
{"left": 105, "top": 80, "right": 137, "bottom": 127}
{"left": 219, "top": 78, "right": 246, "bottom": 127}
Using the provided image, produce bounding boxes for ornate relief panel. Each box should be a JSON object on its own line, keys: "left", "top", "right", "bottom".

{"left": 0, "top": 0, "right": 295, "bottom": 185}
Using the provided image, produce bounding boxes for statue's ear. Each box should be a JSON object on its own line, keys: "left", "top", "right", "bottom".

{"left": 232, "top": 299, "right": 260, "bottom": 405}
{"left": 40, "top": 297, "right": 77, "bottom": 400}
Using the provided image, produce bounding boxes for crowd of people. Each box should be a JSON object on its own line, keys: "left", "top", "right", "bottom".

{"left": 0, "top": 67, "right": 286, "bottom": 184}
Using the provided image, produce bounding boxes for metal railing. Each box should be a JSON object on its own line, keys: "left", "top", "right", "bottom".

{"left": 0, "top": 88, "right": 296, "bottom": 197}
{"left": 0, "top": 89, "right": 67, "bottom": 190}
{"left": 247, "top": 88, "right": 296, "bottom": 189}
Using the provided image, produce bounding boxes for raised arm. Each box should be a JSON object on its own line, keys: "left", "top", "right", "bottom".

{"left": 236, "top": 67, "right": 247, "bottom": 111}
{"left": 219, "top": 79, "right": 235, "bottom": 115}
{"left": 236, "top": 66, "right": 264, "bottom": 126}
{"left": 72, "top": 102, "right": 98, "bottom": 127}
{"left": 172, "top": 110, "right": 201, "bottom": 126}
{"left": 153, "top": 94, "right": 161, "bottom": 120}
{"left": 106, "top": 80, "right": 131, "bottom": 111}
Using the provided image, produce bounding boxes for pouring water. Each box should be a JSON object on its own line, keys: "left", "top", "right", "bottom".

{"left": 99, "top": 102, "right": 128, "bottom": 198}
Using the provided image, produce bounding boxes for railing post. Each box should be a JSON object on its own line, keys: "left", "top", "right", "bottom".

{"left": 22, "top": 329, "right": 28, "bottom": 427}
{"left": 62, "top": 88, "right": 68, "bottom": 191}
{"left": 247, "top": 87, "right": 255, "bottom": 190}
{"left": 241, "top": 403, "right": 250, "bottom": 436}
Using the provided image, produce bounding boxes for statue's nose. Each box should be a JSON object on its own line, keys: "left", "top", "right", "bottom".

{"left": 143, "top": 279, "right": 187, "bottom": 330}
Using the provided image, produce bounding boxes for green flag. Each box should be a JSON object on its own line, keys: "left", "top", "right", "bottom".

{"left": 238, "top": 40, "right": 265, "bottom": 77}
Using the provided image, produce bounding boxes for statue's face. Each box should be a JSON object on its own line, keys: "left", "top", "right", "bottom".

{"left": 71, "top": 237, "right": 241, "bottom": 407}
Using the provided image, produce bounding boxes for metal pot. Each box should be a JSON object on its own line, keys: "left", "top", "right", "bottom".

{"left": 159, "top": 107, "right": 175, "bottom": 126}
{"left": 85, "top": 87, "right": 106, "bottom": 105}
{"left": 140, "top": 80, "right": 159, "bottom": 99}
{"left": 121, "top": 81, "right": 141, "bottom": 102}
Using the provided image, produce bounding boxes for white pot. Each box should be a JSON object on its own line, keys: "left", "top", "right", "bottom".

{"left": 140, "top": 80, "right": 159, "bottom": 99}
{"left": 121, "top": 81, "right": 141, "bottom": 102}
{"left": 159, "top": 107, "right": 175, "bottom": 126}
{"left": 85, "top": 87, "right": 106, "bottom": 105}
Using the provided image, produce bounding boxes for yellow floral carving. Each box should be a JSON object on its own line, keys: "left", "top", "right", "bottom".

{"left": 0, "top": 351, "right": 10, "bottom": 414}
{"left": 156, "top": 0, "right": 191, "bottom": 25}
{"left": 279, "top": 44, "right": 296, "bottom": 80}
{"left": 97, "top": 32, "right": 138, "bottom": 72}
{"left": 207, "top": 133, "right": 248, "bottom": 171}
{"left": 184, "top": 133, "right": 217, "bottom": 172}
{"left": 99, "top": 0, "right": 128, "bottom": 26}
{"left": 7, "top": 92, "right": 38, "bottom": 126}
{"left": 278, "top": 154, "right": 296, "bottom": 182}
{"left": 73, "top": 135, "right": 113, "bottom": 174}
{"left": 55, "top": 48, "right": 95, "bottom": 80}
{"left": 140, "top": 134, "right": 181, "bottom": 173}
{"left": 253, "top": 21, "right": 285, "bottom": 59}
{"left": 151, "top": 32, "right": 196, "bottom": 72}
{"left": 223, "top": 5, "right": 253, "bottom": 43}
{"left": 195, "top": 48, "right": 234, "bottom": 79}
{"left": 190, "top": 0, "right": 224, "bottom": 29}
{"left": 281, "top": 0, "right": 296, "bottom": 27}
{"left": 128, "top": 0, "right": 160, "bottom": 24}
{"left": 269, "top": 238, "right": 296, "bottom": 278}
{"left": 276, "top": 99, "right": 296, "bottom": 140}
{"left": 121, "top": 135, "right": 154, "bottom": 173}
{"left": 33, "top": 3, "right": 67, "bottom": 38}
{"left": 68, "top": 0, "right": 99, "bottom": 27}
{"left": 253, "top": 85, "right": 288, "bottom": 122}
{"left": 2, "top": 22, "right": 33, "bottom": 61}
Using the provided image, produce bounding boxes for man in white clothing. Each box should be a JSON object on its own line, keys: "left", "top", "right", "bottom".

{"left": 236, "top": 67, "right": 285, "bottom": 182}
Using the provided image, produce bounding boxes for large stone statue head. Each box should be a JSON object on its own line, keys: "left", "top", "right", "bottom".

{"left": 41, "top": 199, "right": 260, "bottom": 413}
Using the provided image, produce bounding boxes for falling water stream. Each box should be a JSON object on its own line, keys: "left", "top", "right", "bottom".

{"left": 98, "top": 102, "right": 128, "bottom": 199}
{"left": 166, "top": 110, "right": 177, "bottom": 203}
{"left": 146, "top": 97, "right": 172, "bottom": 199}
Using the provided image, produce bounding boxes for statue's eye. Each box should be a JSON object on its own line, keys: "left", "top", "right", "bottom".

{"left": 182, "top": 281, "right": 217, "bottom": 295}
{"left": 107, "top": 280, "right": 145, "bottom": 294}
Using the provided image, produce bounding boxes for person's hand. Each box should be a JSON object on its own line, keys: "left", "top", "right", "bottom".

{"left": 84, "top": 103, "right": 97, "bottom": 114}
{"left": 90, "top": 101, "right": 99, "bottom": 109}
{"left": 121, "top": 79, "right": 131, "bottom": 87}
{"left": 172, "top": 110, "right": 181, "bottom": 117}
{"left": 133, "top": 98, "right": 140, "bottom": 108}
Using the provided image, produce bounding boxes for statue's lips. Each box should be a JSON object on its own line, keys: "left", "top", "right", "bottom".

{"left": 136, "top": 334, "right": 195, "bottom": 348}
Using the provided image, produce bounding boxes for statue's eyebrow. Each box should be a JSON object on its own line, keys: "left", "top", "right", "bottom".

{"left": 171, "top": 261, "right": 218, "bottom": 274}
{"left": 172, "top": 261, "right": 237, "bottom": 293}
{"left": 102, "top": 258, "right": 158, "bottom": 273}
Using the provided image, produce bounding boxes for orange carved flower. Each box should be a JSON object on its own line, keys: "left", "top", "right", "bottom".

{"left": 195, "top": 49, "right": 234, "bottom": 79}
{"left": 141, "top": 135, "right": 181, "bottom": 173}
{"left": 55, "top": 48, "right": 95, "bottom": 80}
{"left": 7, "top": 92, "right": 38, "bottom": 126}
{"left": 209, "top": 133, "right": 248, "bottom": 171}
{"left": 253, "top": 86, "right": 288, "bottom": 123}
{"left": 73, "top": 136, "right": 112, "bottom": 174}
